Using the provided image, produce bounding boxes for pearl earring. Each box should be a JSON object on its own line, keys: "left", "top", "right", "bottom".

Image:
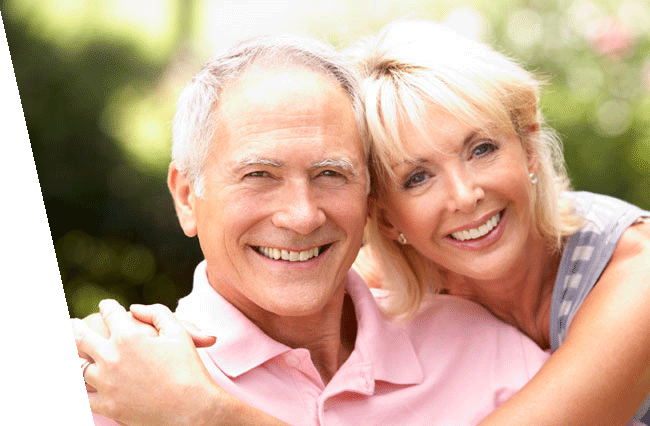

{"left": 398, "top": 233, "right": 407, "bottom": 245}
{"left": 529, "top": 173, "right": 538, "bottom": 185}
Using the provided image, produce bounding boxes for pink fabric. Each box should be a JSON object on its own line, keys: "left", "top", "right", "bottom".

{"left": 93, "top": 261, "right": 550, "bottom": 426}
{"left": 91, "top": 413, "right": 116, "bottom": 425}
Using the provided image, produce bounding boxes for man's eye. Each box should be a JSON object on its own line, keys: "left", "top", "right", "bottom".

{"left": 403, "top": 170, "right": 430, "bottom": 189}
{"left": 244, "top": 171, "right": 270, "bottom": 178}
{"left": 472, "top": 141, "right": 498, "bottom": 158}
{"left": 320, "top": 170, "right": 343, "bottom": 178}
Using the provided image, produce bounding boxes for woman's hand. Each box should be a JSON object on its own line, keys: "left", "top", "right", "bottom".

{"left": 79, "top": 305, "right": 217, "bottom": 349}
{"left": 72, "top": 300, "right": 224, "bottom": 426}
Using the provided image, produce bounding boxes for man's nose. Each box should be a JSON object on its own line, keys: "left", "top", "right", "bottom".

{"left": 272, "top": 182, "right": 326, "bottom": 235}
{"left": 445, "top": 167, "right": 484, "bottom": 214}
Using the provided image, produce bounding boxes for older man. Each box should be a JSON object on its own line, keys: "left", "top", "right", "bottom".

{"left": 74, "top": 35, "right": 548, "bottom": 426}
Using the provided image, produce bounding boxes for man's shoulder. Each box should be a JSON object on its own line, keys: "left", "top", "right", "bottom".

{"left": 406, "top": 295, "right": 545, "bottom": 356}
{"left": 408, "top": 294, "right": 509, "bottom": 333}
{"left": 405, "top": 294, "right": 549, "bottom": 379}
{"left": 367, "top": 282, "right": 516, "bottom": 337}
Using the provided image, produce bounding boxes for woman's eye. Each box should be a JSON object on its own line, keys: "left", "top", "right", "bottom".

{"left": 403, "top": 170, "right": 430, "bottom": 189}
{"left": 472, "top": 141, "right": 498, "bottom": 158}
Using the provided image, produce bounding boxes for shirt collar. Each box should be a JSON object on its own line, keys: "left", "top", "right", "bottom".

{"left": 342, "top": 268, "right": 424, "bottom": 388}
{"left": 175, "top": 261, "right": 291, "bottom": 378}
{"left": 175, "top": 261, "right": 423, "bottom": 385}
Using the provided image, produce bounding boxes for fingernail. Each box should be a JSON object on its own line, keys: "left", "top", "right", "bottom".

{"left": 200, "top": 328, "right": 219, "bottom": 338}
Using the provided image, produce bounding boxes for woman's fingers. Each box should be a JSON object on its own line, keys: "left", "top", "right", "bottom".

{"left": 71, "top": 319, "right": 106, "bottom": 392}
{"left": 71, "top": 318, "right": 105, "bottom": 362}
{"left": 83, "top": 356, "right": 101, "bottom": 392}
{"left": 179, "top": 320, "right": 217, "bottom": 348}
{"left": 130, "top": 303, "right": 217, "bottom": 347}
{"left": 99, "top": 299, "right": 136, "bottom": 335}
{"left": 129, "top": 304, "right": 181, "bottom": 335}
{"left": 83, "top": 312, "right": 110, "bottom": 338}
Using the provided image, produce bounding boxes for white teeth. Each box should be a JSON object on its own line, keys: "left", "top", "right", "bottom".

{"left": 257, "top": 246, "right": 321, "bottom": 262}
{"left": 451, "top": 212, "right": 501, "bottom": 241}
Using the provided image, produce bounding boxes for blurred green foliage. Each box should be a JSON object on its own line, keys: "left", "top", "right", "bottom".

{"left": 3, "top": 2, "right": 203, "bottom": 318}
{"left": 2, "top": 0, "right": 649, "bottom": 319}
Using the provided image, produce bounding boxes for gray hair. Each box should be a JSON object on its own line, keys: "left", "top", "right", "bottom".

{"left": 171, "top": 34, "right": 368, "bottom": 196}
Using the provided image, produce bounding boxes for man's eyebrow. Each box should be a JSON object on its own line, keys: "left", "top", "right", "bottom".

{"left": 233, "top": 156, "right": 358, "bottom": 174}
{"left": 312, "top": 158, "right": 356, "bottom": 174}
{"left": 237, "top": 156, "right": 283, "bottom": 168}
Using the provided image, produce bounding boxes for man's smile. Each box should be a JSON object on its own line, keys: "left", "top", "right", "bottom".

{"left": 253, "top": 244, "right": 331, "bottom": 262}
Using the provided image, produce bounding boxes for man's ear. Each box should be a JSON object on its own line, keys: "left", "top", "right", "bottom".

{"left": 167, "top": 162, "right": 198, "bottom": 237}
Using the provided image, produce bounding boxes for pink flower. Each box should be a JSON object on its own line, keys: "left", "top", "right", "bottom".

{"left": 589, "top": 16, "right": 635, "bottom": 59}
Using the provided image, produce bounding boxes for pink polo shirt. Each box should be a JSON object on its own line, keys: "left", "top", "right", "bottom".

{"left": 93, "top": 261, "right": 549, "bottom": 426}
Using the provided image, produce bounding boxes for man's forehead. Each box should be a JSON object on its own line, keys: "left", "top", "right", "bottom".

{"left": 211, "top": 65, "right": 360, "bottom": 145}
{"left": 217, "top": 64, "right": 351, "bottom": 114}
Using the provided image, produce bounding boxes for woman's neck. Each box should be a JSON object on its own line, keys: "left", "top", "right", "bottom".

{"left": 442, "top": 242, "right": 561, "bottom": 350}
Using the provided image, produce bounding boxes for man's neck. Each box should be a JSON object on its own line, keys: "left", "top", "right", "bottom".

{"left": 212, "top": 278, "right": 357, "bottom": 385}
{"left": 261, "top": 290, "right": 356, "bottom": 384}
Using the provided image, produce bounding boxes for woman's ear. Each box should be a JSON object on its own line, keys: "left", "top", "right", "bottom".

{"left": 522, "top": 122, "right": 540, "bottom": 176}
{"left": 526, "top": 144, "right": 539, "bottom": 176}
{"left": 374, "top": 199, "right": 401, "bottom": 242}
{"left": 167, "top": 162, "right": 198, "bottom": 238}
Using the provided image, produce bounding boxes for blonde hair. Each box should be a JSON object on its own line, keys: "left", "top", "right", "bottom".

{"left": 350, "top": 20, "right": 582, "bottom": 317}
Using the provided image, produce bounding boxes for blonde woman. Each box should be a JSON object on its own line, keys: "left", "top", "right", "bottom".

{"left": 353, "top": 19, "right": 650, "bottom": 426}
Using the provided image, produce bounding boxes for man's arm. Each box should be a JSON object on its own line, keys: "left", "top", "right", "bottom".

{"left": 74, "top": 300, "right": 292, "bottom": 426}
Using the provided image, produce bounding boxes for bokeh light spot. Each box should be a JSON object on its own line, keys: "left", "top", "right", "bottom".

{"left": 507, "top": 9, "right": 543, "bottom": 50}
{"left": 120, "top": 245, "right": 156, "bottom": 283}
{"left": 595, "top": 99, "right": 633, "bottom": 137}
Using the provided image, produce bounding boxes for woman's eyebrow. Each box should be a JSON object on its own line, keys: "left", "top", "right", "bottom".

{"left": 462, "top": 130, "right": 479, "bottom": 149}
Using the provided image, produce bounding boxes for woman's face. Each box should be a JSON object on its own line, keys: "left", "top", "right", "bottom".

{"left": 378, "top": 105, "right": 537, "bottom": 281}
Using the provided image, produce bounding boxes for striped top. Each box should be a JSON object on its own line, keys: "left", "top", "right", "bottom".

{"left": 550, "top": 191, "right": 650, "bottom": 420}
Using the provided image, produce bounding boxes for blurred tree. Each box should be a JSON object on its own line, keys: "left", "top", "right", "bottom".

{"left": 3, "top": 7, "right": 202, "bottom": 318}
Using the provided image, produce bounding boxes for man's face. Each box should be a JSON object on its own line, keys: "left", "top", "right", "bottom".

{"left": 170, "top": 65, "right": 368, "bottom": 322}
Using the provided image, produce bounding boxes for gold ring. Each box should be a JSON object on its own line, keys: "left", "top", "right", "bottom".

{"left": 80, "top": 357, "right": 93, "bottom": 382}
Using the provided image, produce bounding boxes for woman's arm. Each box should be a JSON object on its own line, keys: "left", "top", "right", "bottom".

{"left": 75, "top": 300, "right": 292, "bottom": 426}
{"left": 478, "top": 221, "right": 650, "bottom": 426}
